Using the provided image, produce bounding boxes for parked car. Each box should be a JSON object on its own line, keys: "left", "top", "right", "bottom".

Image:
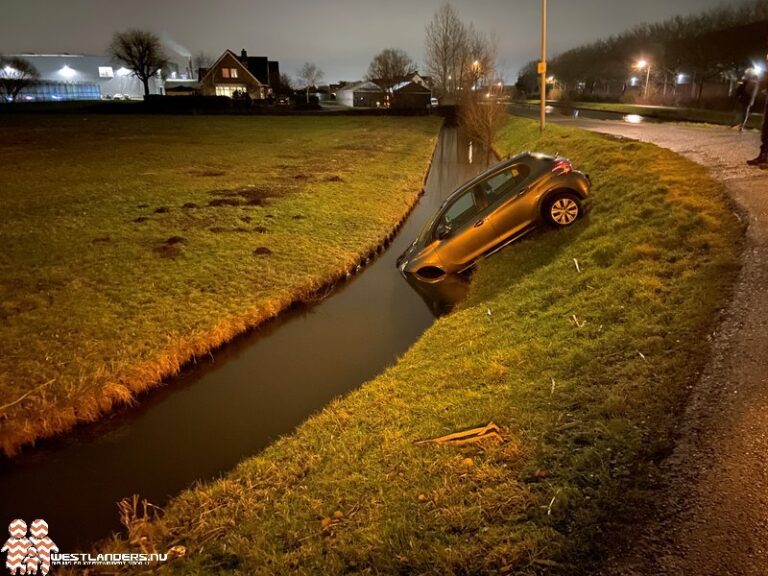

{"left": 430, "top": 97, "right": 439, "bottom": 107}
{"left": 397, "top": 153, "right": 591, "bottom": 282}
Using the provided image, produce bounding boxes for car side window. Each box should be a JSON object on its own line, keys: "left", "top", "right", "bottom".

{"left": 442, "top": 189, "right": 481, "bottom": 231}
{"left": 484, "top": 165, "right": 531, "bottom": 204}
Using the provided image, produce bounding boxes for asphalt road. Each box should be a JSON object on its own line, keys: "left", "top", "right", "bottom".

{"left": 538, "top": 114, "right": 768, "bottom": 576}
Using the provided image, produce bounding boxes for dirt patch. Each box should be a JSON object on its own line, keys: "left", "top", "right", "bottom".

{"left": 153, "top": 244, "right": 182, "bottom": 259}
{"left": 165, "top": 236, "right": 186, "bottom": 245}
{"left": 253, "top": 226, "right": 267, "bottom": 233}
{"left": 182, "top": 202, "right": 199, "bottom": 209}
{"left": 208, "top": 197, "right": 243, "bottom": 207}
{"left": 133, "top": 217, "right": 150, "bottom": 223}
{"left": 253, "top": 247, "right": 273, "bottom": 256}
{"left": 325, "top": 175, "right": 344, "bottom": 182}
{"left": 208, "top": 226, "right": 250, "bottom": 234}
{"left": 92, "top": 236, "right": 111, "bottom": 244}
{"left": 240, "top": 216, "right": 253, "bottom": 223}
{"left": 154, "top": 207, "right": 170, "bottom": 214}
{"left": 208, "top": 185, "right": 292, "bottom": 208}
{"left": 293, "top": 173, "right": 311, "bottom": 180}
{"left": 265, "top": 214, "right": 274, "bottom": 219}
{"left": 189, "top": 169, "right": 226, "bottom": 177}
{"left": 137, "top": 203, "right": 149, "bottom": 209}
{"left": 292, "top": 215, "right": 306, "bottom": 220}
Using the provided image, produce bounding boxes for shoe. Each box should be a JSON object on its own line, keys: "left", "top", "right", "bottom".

{"left": 747, "top": 155, "right": 767, "bottom": 166}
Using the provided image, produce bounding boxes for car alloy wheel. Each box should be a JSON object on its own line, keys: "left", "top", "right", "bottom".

{"left": 550, "top": 197, "right": 579, "bottom": 225}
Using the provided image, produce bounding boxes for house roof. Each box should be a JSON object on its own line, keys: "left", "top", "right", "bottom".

{"left": 338, "top": 80, "right": 384, "bottom": 93}
{"left": 199, "top": 50, "right": 264, "bottom": 86}
{"left": 392, "top": 80, "right": 431, "bottom": 94}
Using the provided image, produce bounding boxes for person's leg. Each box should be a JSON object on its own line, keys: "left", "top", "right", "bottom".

{"left": 747, "top": 103, "right": 768, "bottom": 165}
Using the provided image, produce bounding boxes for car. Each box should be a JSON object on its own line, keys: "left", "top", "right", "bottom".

{"left": 397, "top": 152, "right": 591, "bottom": 282}
{"left": 430, "top": 96, "right": 439, "bottom": 107}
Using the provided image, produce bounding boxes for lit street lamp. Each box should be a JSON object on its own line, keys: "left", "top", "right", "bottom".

{"left": 539, "top": 0, "right": 547, "bottom": 132}
{"left": 635, "top": 59, "right": 652, "bottom": 98}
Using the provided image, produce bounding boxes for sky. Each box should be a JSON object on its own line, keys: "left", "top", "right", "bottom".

{"left": 0, "top": 0, "right": 733, "bottom": 83}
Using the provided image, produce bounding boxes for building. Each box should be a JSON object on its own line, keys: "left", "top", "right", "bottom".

{"left": 197, "top": 50, "right": 280, "bottom": 99}
{"left": 391, "top": 80, "right": 432, "bottom": 110}
{"left": 4, "top": 54, "right": 161, "bottom": 101}
{"left": 336, "top": 81, "right": 386, "bottom": 107}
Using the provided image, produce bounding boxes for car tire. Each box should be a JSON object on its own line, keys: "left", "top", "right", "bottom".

{"left": 543, "top": 192, "right": 582, "bottom": 227}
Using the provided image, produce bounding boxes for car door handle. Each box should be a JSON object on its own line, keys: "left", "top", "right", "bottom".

{"left": 515, "top": 186, "right": 530, "bottom": 198}
{"left": 473, "top": 218, "right": 485, "bottom": 228}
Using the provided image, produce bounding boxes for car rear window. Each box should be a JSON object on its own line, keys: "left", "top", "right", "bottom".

{"left": 484, "top": 165, "right": 531, "bottom": 203}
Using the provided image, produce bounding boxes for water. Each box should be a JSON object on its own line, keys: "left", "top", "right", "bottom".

{"left": 0, "top": 127, "right": 485, "bottom": 551}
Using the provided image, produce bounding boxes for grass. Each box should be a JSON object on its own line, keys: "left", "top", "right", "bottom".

{"left": 526, "top": 99, "right": 764, "bottom": 130}
{"left": 0, "top": 114, "right": 440, "bottom": 455}
{"left": 102, "top": 117, "right": 742, "bottom": 575}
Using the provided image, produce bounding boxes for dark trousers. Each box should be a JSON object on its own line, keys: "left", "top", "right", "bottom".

{"left": 762, "top": 100, "right": 768, "bottom": 156}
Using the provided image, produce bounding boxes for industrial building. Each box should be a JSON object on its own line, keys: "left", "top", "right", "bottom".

{"left": 4, "top": 54, "right": 162, "bottom": 101}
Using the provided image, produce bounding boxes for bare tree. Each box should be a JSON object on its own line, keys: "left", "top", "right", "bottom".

{"left": 108, "top": 30, "right": 169, "bottom": 97}
{"left": 365, "top": 48, "right": 417, "bottom": 90}
{"left": 425, "top": 2, "right": 467, "bottom": 98}
{"left": 0, "top": 56, "right": 39, "bottom": 103}
{"left": 192, "top": 51, "right": 213, "bottom": 70}
{"left": 277, "top": 73, "right": 294, "bottom": 95}
{"left": 297, "top": 62, "right": 323, "bottom": 103}
{"left": 460, "top": 85, "right": 507, "bottom": 165}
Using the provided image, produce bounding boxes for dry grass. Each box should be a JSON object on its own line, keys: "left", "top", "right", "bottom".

{"left": 99, "top": 117, "right": 742, "bottom": 574}
{"left": 0, "top": 114, "right": 440, "bottom": 455}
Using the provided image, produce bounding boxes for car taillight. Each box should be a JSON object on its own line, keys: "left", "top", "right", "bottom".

{"left": 552, "top": 160, "right": 572, "bottom": 175}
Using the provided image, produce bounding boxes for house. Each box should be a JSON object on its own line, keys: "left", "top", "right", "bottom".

{"left": 391, "top": 80, "right": 432, "bottom": 110}
{"left": 198, "top": 50, "right": 267, "bottom": 99}
{"left": 3, "top": 53, "right": 161, "bottom": 101}
{"left": 336, "top": 81, "right": 386, "bottom": 107}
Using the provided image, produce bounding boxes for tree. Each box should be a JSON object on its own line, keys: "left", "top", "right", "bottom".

{"left": 297, "top": 62, "right": 323, "bottom": 103}
{"left": 460, "top": 81, "right": 506, "bottom": 165}
{"left": 425, "top": 2, "right": 467, "bottom": 98}
{"left": 0, "top": 56, "right": 39, "bottom": 103}
{"left": 274, "top": 73, "right": 294, "bottom": 96}
{"left": 109, "top": 29, "right": 169, "bottom": 97}
{"left": 365, "top": 48, "right": 416, "bottom": 90}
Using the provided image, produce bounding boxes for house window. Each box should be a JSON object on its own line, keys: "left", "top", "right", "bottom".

{"left": 215, "top": 85, "right": 247, "bottom": 98}
{"left": 221, "top": 68, "right": 238, "bottom": 79}
{"left": 222, "top": 68, "right": 230, "bottom": 79}
{"left": 230, "top": 68, "right": 238, "bottom": 78}
{"left": 98, "top": 66, "right": 114, "bottom": 78}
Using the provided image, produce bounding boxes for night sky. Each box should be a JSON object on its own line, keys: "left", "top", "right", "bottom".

{"left": 1, "top": 0, "right": 731, "bottom": 82}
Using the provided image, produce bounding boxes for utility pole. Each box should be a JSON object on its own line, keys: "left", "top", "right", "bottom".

{"left": 539, "top": 0, "right": 547, "bottom": 132}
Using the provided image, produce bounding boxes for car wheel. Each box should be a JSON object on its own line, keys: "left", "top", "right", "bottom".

{"left": 544, "top": 192, "right": 581, "bottom": 227}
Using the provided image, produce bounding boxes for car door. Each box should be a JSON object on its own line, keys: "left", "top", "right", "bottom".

{"left": 433, "top": 184, "right": 499, "bottom": 271}
{"left": 481, "top": 164, "right": 534, "bottom": 243}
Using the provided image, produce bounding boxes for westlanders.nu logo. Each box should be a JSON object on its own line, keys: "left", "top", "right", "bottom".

{"left": 1, "top": 519, "right": 168, "bottom": 574}
{"left": 1, "top": 519, "right": 58, "bottom": 575}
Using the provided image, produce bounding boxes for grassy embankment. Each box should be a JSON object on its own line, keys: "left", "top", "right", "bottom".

{"left": 0, "top": 115, "right": 440, "bottom": 455}
{"left": 106, "top": 117, "right": 742, "bottom": 574}
{"left": 526, "top": 99, "right": 763, "bottom": 129}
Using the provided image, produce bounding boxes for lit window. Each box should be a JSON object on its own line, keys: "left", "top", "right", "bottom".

{"left": 98, "top": 66, "right": 114, "bottom": 78}
{"left": 230, "top": 68, "right": 238, "bottom": 78}
{"left": 215, "top": 85, "right": 246, "bottom": 98}
{"left": 222, "top": 68, "right": 230, "bottom": 78}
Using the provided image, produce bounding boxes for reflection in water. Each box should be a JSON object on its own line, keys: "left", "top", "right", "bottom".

{"left": 405, "top": 273, "right": 471, "bottom": 317}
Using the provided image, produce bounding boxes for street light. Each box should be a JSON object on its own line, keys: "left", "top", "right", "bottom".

{"left": 635, "top": 59, "right": 652, "bottom": 98}
{"left": 539, "top": 0, "right": 547, "bottom": 132}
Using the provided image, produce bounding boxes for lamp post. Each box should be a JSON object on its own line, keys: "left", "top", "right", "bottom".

{"left": 539, "top": 0, "right": 547, "bottom": 132}
{"left": 636, "top": 59, "right": 651, "bottom": 98}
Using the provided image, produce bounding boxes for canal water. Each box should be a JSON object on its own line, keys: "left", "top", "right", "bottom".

{"left": 0, "top": 127, "right": 486, "bottom": 551}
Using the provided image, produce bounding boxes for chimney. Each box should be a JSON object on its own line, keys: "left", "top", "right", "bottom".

{"left": 240, "top": 49, "right": 248, "bottom": 61}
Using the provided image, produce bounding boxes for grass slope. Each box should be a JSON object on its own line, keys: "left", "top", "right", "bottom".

{"left": 108, "top": 117, "right": 741, "bottom": 575}
{"left": 0, "top": 115, "right": 440, "bottom": 455}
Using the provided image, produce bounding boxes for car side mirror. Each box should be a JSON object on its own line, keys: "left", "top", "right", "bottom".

{"left": 437, "top": 222, "right": 452, "bottom": 239}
